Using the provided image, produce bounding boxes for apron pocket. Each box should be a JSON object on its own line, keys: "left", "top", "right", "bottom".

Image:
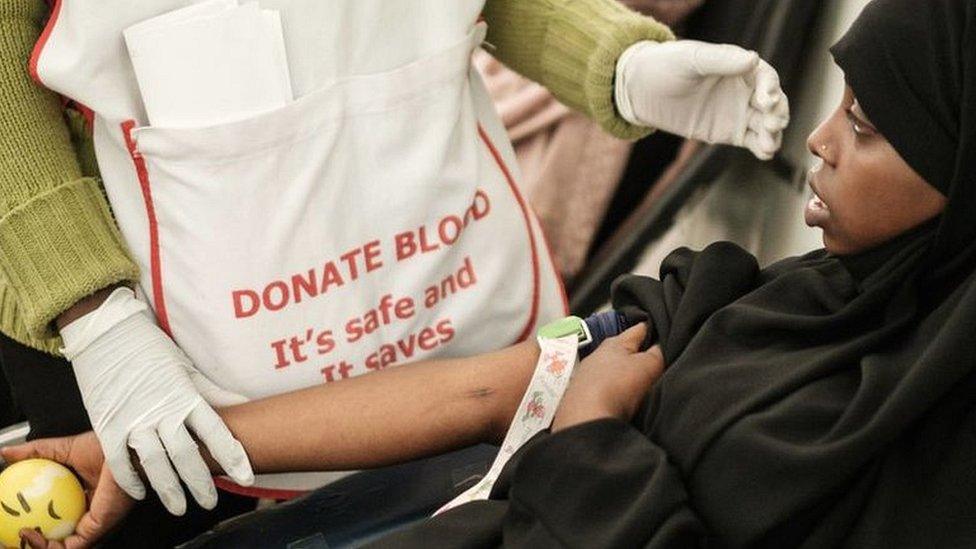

{"left": 116, "top": 23, "right": 545, "bottom": 401}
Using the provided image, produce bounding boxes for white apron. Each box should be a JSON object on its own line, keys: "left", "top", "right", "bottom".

{"left": 32, "top": 0, "right": 567, "bottom": 497}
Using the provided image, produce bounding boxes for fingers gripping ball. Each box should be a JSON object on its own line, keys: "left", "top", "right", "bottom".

{"left": 0, "top": 459, "right": 86, "bottom": 548}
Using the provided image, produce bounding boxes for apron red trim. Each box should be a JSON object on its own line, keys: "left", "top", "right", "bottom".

{"left": 476, "top": 123, "right": 543, "bottom": 342}
{"left": 214, "top": 478, "right": 304, "bottom": 501}
{"left": 121, "top": 120, "right": 173, "bottom": 336}
{"left": 478, "top": 124, "right": 569, "bottom": 317}
{"left": 29, "top": 0, "right": 64, "bottom": 86}
{"left": 74, "top": 103, "right": 96, "bottom": 131}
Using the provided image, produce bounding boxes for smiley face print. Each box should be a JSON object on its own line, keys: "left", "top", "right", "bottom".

{"left": 0, "top": 459, "right": 86, "bottom": 549}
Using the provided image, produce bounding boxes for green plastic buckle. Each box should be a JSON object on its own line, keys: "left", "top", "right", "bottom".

{"left": 537, "top": 316, "right": 593, "bottom": 347}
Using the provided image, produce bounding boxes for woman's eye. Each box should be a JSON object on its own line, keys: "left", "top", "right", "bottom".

{"left": 846, "top": 110, "right": 871, "bottom": 137}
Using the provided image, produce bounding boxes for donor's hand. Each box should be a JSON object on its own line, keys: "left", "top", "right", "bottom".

{"left": 552, "top": 324, "right": 664, "bottom": 432}
{"left": 1, "top": 433, "right": 134, "bottom": 549}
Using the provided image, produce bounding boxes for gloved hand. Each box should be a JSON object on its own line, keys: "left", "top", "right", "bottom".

{"left": 614, "top": 39, "right": 790, "bottom": 160}
{"left": 60, "top": 287, "right": 254, "bottom": 516}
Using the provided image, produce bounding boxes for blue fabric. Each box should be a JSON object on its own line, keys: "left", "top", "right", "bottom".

{"left": 580, "top": 311, "right": 629, "bottom": 358}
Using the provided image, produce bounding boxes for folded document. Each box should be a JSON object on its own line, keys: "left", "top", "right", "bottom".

{"left": 124, "top": 0, "right": 293, "bottom": 128}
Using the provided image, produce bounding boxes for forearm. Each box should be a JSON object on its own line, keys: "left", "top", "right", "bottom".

{"left": 217, "top": 340, "right": 540, "bottom": 473}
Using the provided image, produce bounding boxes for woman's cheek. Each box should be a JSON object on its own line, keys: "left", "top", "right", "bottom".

{"left": 823, "top": 190, "right": 875, "bottom": 253}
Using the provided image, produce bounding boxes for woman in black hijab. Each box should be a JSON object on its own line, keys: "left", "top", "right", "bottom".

{"left": 373, "top": 0, "right": 976, "bottom": 546}
{"left": 7, "top": 0, "right": 975, "bottom": 547}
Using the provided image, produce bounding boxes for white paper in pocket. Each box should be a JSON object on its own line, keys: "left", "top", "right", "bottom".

{"left": 124, "top": 0, "right": 293, "bottom": 128}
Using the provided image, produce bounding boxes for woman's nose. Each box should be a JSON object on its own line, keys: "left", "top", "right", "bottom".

{"left": 807, "top": 129, "right": 825, "bottom": 159}
{"left": 807, "top": 122, "right": 834, "bottom": 164}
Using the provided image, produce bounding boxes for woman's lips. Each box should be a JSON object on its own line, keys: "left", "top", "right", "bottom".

{"left": 805, "top": 172, "right": 830, "bottom": 227}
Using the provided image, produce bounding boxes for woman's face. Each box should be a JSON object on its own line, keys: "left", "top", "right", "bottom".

{"left": 805, "top": 86, "right": 947, "bottom": 255}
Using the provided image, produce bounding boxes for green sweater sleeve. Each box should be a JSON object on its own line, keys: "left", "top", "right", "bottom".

{"left": 483, "top": 0, "right": 675, "bottom": 140}
{"left": 0, "top": 0, "right": 139, "bottom": 354}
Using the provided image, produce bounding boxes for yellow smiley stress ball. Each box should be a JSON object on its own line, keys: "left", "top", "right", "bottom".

{"left": 0, "top": 459, "right": 86, "bottom": 548}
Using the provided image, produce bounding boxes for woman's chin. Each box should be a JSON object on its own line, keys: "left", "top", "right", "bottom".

{"left": 822, "top": 232, "right": 862, "bottom": 256}
{"left": 815, "top": 223, "right": 842, "bottom": 255}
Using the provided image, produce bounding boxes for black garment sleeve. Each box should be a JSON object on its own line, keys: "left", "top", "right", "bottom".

{"left": 612, "top": 242, "right": 760, "bottom": 363}
{"left": 500, "top": 419, "right": 706, "bottom": 548}
{"left": 370, "top": 421, "right": 706, "bottom": 549}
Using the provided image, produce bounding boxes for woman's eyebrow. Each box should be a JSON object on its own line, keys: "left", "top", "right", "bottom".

{"left": 850, "top": 101, "right": 878, "bottom": 130}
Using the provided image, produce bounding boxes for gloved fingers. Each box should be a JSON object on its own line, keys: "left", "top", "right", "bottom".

{"left": 692, "top": 42, "right": 759, "bottom": 77}
{"left": 187, "top": 404, "right": 255, "bottom": 487}
{"left": 762, "top": 128, "right": 783, "bottom": 156}
{"left": 765, "top": 111, "right": 789, "bottom": 133}
{"left": 158, "top": 420, "right": 219, "bottom": 511}
{"left": 745, "top": 108, "right": 788, "bottom": 137}
{"left": 753, "top": 94, "right": 790, "bottom": 133}
{"left": 750, "top": 94, "right": 786, "bottom": 130}
{"left": 186, "top": 367, "right": 250, "bottom": 408}
{"left": 750, "top": 91, "right": 778, "bottom": 115}
{"left": 743, "top": 130, "right": 777, "bottom": 161}
{"left": 742, "top": 131, "right": 763, "bottom": 159}
{"left": 746, "top": 110, "right": 766, "bottom": 135}
{"left": 128, "top": 430, "right": 186, "bottom": 515}
{"left": 103, "top": 442, "right": 147, "bottom": 501}
{"left": 750, "top": 60, "right": 784, "bottom": 111}
{"left": 771, "top": 93, "right": 791, "bottom": 128}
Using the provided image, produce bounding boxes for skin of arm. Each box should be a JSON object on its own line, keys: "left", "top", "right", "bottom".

{"left": 55, "top": 285, "right": 125, "bottom": 330}
{"left": 214, "top": 324, "right": 662, "bottom": 473}
{"left": 17, "top": 324, "right": 656, "bottom": 479}
{"left": 211, "top": 340, "right": 541, "bottom": 473}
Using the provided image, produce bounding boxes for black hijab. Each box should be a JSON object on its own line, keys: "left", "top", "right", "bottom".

{"left": 831, "top": 0, "right": 976, "bottom": 268}
{"left": 374, "top": 1, "right": 976, "bottom": 547}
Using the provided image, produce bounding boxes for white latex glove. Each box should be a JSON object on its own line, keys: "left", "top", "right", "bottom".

{"left": 615, "top": 40, "right": 790, "bottom": 160}
{"left": 61, "top": 287, "right": 254, "bottom": 516}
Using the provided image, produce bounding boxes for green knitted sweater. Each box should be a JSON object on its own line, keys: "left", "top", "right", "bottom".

{"left": 0, "top": 0, "right": 672, "bottom": 355}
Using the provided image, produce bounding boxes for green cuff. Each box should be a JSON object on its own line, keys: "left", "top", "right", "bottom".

{"left": 0, "top": 177, "right": 139, "bottom": 346}
{"left": 541, "top": 1, "right": 675, "bottom": 139}
{"left": 0, "top": 283, "right": 61, "bottom": 355}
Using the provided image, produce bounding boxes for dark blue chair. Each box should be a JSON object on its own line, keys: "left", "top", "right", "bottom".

{"left": 180, "top": 444, "right": 497, "bottom": 549}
